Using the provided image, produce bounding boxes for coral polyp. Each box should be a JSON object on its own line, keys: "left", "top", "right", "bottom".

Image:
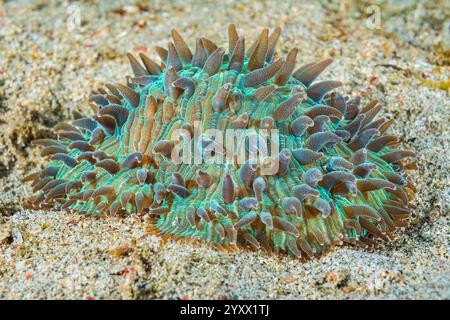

{"left": 22, "top": 25, "right": 416, "bottom": 259}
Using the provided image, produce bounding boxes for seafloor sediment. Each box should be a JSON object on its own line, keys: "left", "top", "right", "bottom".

{"left": 0, "top": 0, "right": 448, "bottom": 299}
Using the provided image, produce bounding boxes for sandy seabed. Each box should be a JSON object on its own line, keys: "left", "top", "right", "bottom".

{"left": 0, "top": 0, "right": 448, "bottom": 299}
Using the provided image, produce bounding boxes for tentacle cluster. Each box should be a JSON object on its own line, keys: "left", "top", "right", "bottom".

{"left": 23, "top": 25, "right": 416, "bottom": 259}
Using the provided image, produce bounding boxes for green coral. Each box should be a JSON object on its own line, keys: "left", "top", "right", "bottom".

{"left": 24, "top": 26, "right": 415, "bottom": 259}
